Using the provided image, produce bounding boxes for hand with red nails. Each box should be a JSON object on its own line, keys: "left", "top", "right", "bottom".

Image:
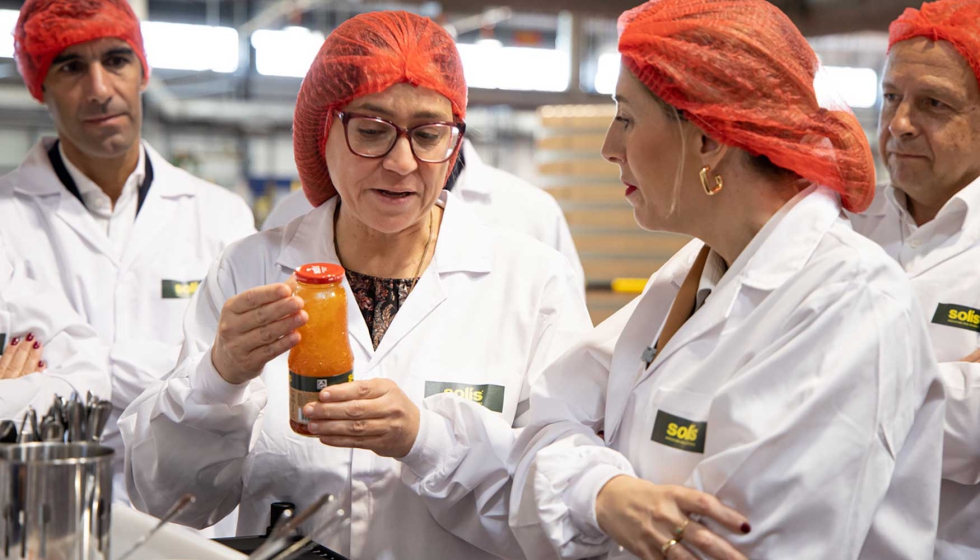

{"left": 595, "top": 475, "right": 750, "bottom": 560}
{"left": 303, "top": 378, "right": 420, "bottom": 458}
{"left": 0, "top": 333, "right": 46, "bottom": 379}
{"left": 210, "top": 282, "right": 308, "bottom": 385}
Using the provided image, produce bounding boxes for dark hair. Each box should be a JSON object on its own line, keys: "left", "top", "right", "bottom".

{"left": 746, "top": 152, "right": 800, "bottom": 181}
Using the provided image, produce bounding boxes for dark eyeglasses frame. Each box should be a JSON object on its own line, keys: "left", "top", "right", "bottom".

{"left": 335, "top": 111, "right": 466, "bottom": 163}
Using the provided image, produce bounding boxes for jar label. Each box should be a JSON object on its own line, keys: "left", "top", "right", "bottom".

{"left": 289, "top": 370, "right": 353, "bottom": 426}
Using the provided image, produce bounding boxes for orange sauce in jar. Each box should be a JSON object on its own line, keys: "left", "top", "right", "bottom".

{"left": 288, "top": 263, "right": 354, "bottom": 436}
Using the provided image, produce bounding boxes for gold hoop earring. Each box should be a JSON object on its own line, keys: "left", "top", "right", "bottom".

{"left": 699, "top": 165, "right": 724, "bottom": 196}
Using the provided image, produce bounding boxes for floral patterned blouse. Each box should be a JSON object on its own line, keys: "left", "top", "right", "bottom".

{"left": 346, "top": 269, "right": 418, "bottom": 350}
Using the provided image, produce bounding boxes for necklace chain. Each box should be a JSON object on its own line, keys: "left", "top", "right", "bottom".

{"left": 334, "top": 202, "right": 435, "bottom": 294}
{"left": 409, "top": 208, "right": 435, "bottom": 294}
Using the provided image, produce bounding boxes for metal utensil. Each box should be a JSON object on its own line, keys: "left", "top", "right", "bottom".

{"left": 115, "top": 493, "right": 197, "bottom": 560}
{"left": 18, "top": 410, "right": 32, "bottom": 443}
{"left": 248, "top": 494, "right": 333, "bottom": 560}
{"left": 28, "top": 407, "right": 39, "bottom": 440}
{"left": 47, "top": 395, "right": 67, "bottom": 433}
{"left": 94, "top": 401, "right": 112, "bottom": 441}
{"left": 0, "top": 420, "right": 16, "bottom": 443}
{"left": 67, "top": 400, "right": 84, "bottom": 443}
{"left": 41, "top": 417, "right": 65, "bottom": 442}
{"left": 269, "top": 506, "right": 349, "bottom": 560}
{"left": 269, "top": 535, "right": 312, "bottom": 560}
{"left": 86, "top": 403, "right": 99, "bottom": 443}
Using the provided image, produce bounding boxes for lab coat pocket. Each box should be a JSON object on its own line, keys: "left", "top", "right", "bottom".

{"left": 633, "top": 387, "right": 714, "bottom": 486}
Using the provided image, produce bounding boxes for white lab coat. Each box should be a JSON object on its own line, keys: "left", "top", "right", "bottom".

{"left": 0, "top": 138, "right": 256, "bottom": 502}
{"left": 849, "top": 178, "right": 980, "bottom": 559}
{"left": 0, "top": 243, "right": 110, "bottom": 420}
{"left": 511, "top": 186, "right": 945, "bottom": 559}
{"left": 262, "top": 140, "right": 586, "bottom": 294}
{"left": 119, "top": 191, "right": 592, "bottom": 559}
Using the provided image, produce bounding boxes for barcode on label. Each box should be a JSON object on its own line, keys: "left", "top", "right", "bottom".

{"left": 296, "top": 407, "right": 311, "bottom": 424}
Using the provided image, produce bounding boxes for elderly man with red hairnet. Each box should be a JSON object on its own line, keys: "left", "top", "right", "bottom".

{"left": 510, "top": 1, "right": 945, "bottom": 559}
{"left": 118, "top": 10, "right": 590, "bottom": 559}
{"left": 848, "top": 0, "right": 980, "bottom": 557}
{"left": 0, "top": 0, "right": 256, "bottom": 508}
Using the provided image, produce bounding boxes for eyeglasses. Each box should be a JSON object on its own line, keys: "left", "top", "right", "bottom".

{"left": 335, "top": 111, "right": 466, "bottom": 163}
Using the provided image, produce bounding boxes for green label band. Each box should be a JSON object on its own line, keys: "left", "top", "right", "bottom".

{"left": 289, "top": 370, "right": 353, "bottom": 392}
{"left": 424, "top": 381, "right": 505, "bottom": 413}
{"left": 651, "top": 409, "right": 707, "bottom": 454}
{"left": 932, "top": 303, "right": 980, "bottom": 334}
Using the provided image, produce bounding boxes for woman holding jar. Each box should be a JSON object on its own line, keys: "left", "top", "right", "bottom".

{"left": 119, "top": 11, "right": 592, "bottom": 560}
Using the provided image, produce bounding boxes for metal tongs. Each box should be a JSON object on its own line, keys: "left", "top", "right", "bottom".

{"left": 247, "top": 493, "right": 335, "bottom": 560}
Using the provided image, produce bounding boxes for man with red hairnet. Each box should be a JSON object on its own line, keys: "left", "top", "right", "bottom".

{"left": 849, "top": 0, "right": 980, "bottom": 557}
{"left": 0, "top": 0, "right": 255, "bottom": 507}
{"left": 510, "top": 0, "right": 945, "bottom": 559}
{"left": 119, "top": 10, "right": 590, "bottom": 559}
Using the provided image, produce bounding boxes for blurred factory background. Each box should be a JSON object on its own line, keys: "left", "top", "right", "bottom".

{"left": 0, "top": 0, "right": 918, "bottom": 322}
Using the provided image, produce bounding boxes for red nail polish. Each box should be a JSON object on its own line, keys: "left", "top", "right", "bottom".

{"left": 38, "top": 361, "right": 45, "bottom": 368}
{"left": 10, "top": 337, "right": 19, "bottom": 346}
{"left": 741, "top": 522, "right": 751, "bottom": 534}
{"left": 25, "top": 333, "right": 34, "bottom": 342}
{"left": 32, "top": 341, "right": 40, "bottom": 349}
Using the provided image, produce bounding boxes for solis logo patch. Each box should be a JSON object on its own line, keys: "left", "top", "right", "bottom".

{"left": 932, "top": 304, "right": 980, "bottom": 334}
{"left": 161, "top": 279, "right": 201, "bottom": 299}
{"left": 424, "top": 381, "right": 505, "bottom": 413}
{"left": 651, "top": 410, "right": 707, "bottom": 454}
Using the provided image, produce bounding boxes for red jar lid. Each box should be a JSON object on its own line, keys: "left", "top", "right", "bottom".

{"left": 294, "top": 263, "right": 345, "bottom": 284}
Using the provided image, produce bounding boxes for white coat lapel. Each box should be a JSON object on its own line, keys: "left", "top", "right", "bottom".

{"left": 366, "top": 265, "right": 449, "bottom": 367}
{"left": 604, "top": 186, "right": 843, "bottom": 442}
{"left": 118, "top": 147, "right": 196, "bottom": 271}
{"left": 364, "top": 192, "right": 491, "bottom": 366}
{"left": 49, "top": 194, "right": 119, "bottom": 266}
{"left": 907, "top": 181, "right": 980, "bottom": 276}
{"left": 606, "top": 244, "right": 737, "bottom": 442}
{"left": 603, "top": 245, "right": 695, "bottom": 443}
{"left": 12, "top": 142, "right": 119, "bottom": 266}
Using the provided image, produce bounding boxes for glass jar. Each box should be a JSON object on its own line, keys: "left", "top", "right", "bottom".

{"left": 288, "top": 263, "right": 354, "bottom": 436}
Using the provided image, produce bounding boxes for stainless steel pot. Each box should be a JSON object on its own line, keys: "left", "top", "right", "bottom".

{"left": 0, "top": 443, "right": 113, "bottom": 560}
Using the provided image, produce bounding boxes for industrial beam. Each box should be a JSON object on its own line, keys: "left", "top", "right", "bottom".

{"left": 437, "top": 0, "right": 921, "bottom": 36}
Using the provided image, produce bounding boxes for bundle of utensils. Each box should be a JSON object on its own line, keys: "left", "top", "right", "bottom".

{"left": 247, "top": 493, "right": 339, "bottom": 560}
{"left": 0, "top": 391, "right": 112, "bottom": 444}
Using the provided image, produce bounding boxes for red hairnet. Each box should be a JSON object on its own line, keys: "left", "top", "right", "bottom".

{"left": 293, "top": 11, "right": 467, "bottom": 207}
{"left": 14, "top": 0, "right": 150, "bottom": 102}
{"left": 618, "top": 0, "right": 875, "bottom": 212}
{"left": 888, "top": 0, "right": 980, "bottom": 90}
